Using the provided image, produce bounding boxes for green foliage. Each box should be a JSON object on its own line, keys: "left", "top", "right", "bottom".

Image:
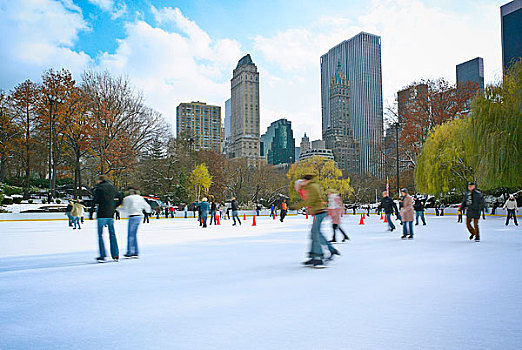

{"left": 2, "top": 197, "right": 13, "bottom": 205}
{"left": 189, "top": 164, "right": 213, "bottom": 200}
{"left": 13, "top": 197, "right": 23, "bottom": 204}
{"left": 467, "top": 60, "right": 522, "bottom": 189}
{"left": 287, "top": 156, "right": 354, "bottom": 203}
{"left": 0, "top": 183, "right": 24, "bottom": 196}
{"left": 416, "top": 117, "right": 474, "bottom": 195}
{"left": 42, "top": 199, "right": 47, "bottom": 204}
{"left": 55, "top": 199, "right": 62, "bottom": 204}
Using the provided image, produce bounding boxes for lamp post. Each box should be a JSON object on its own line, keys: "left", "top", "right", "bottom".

{"left": 46, "top": 95, "right": 63, "bottom": 202}
{"left": 395, "top": 122, "right": 400, "bottom": 198}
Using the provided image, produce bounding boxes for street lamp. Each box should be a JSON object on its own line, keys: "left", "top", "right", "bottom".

{"left": 46, "top": 95, "right": 63, "bottom": 202}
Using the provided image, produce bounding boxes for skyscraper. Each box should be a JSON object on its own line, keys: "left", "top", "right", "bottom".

{"left": 501, "top": 0, "right": 522, "bottom": 73}
{"left": 223, "top": 98, "right": 232, "bottom": 156}
{"left": 261, "top": 119, "right": 295, "bottom": 165}
{"left": 324, "top": 62, "right": 359, "bottom": 175}
{"left": 456, "top": 57, "right": 484, "bottom": 91}
{"left": 176, "top": 101, "right": 222, "bottom": 151}
{"left": 320, "top": 32, "right": 384, "bottom": 177}
{"left": 230, "top": 54, "right": 261, "bottom": 160}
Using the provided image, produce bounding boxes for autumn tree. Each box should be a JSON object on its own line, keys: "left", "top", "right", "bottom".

{"left": 286, "top": 156, "right": 353, "bottom": 203}
{"left": 0, "top": 91, "right": 21, "bottom": 182}
{"left": 190, "top": 163, "right": 212, "bottom": 200}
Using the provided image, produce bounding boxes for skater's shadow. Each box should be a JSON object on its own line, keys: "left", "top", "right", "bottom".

{"left": 0, "top": 256, "right": 102, "bottom": 273}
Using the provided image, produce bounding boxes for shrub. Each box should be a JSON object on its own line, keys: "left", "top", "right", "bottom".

{"left": 55, "top": 199, "right": 62, "bottom": 204}
{"left": 3, "top": 197, "right": 13, "bottom": 205}
{"left": 28, "top": 199, "right": 34, "bottom": 204}
{"left": 13, "top": 197, "right": 23, "bottom": 204}
{"left": 42, "top": 199, "right": 47, "bottom": 204}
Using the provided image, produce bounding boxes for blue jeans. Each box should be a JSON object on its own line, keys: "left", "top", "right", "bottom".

{"left": 232, "top": 210, "right": 241, "bottom": 225}
{"left": 73, "top": 216, "right": 81, "bottom": 229}
{"left": 403, "top": 221, "right": 413, "bottom": 236}
{"left": 310, "top": 212, "right": 335, "bottom": 258}
{"left": 127, "top": 216, "right": 141, "bottom": 256}
{"left": 184, "top": 211, "right": 187, "bottom": 218}
{"left": 386, "top": 213, "right": 395, "bottom": 230}
{"left": 415, "top": 211, "right": 426, "bottom": 225}
{"left": 209, "top": 211, "right": 216, "bottom": 224}
{"left": 97, "top": 218, "right": 119, "bottom": 259}
{"left": 201, "top": 213, "right": 208, "bottom": 227}
{"left": 66, "top": 212, "right": 73, "bottom": 226}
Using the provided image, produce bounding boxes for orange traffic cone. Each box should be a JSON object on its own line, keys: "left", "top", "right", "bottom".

{"left": 216, "top": 215, "right": 221, "bottom": 225}
{"left": 306, "top": 212, "right": 309, "bottom": 219}
{"left": 359, "top": 213, "right": 365, "bottom": 225}
{"left": 243, "top": 213, "right": 246, "bottom": 221}
{"left": 273, "top": 213, "right": 276, "bottom": 220}
{"left": 252, "top": 215, "right": 256, "bottom": 226}
{"left": 363, "top": 212, "right": 366, "bottom": 219}
{"left": 383, "top": 214, "right": 388, "bottom": 223}
{"left": 380, "top": 212, "right": 383, "bottom": 220}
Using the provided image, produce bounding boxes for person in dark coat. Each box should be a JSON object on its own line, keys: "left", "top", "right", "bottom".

{"left": 379, "top": 191, "right": 399, "bottom": 231}
{"left": 209, "top": 201, "right": 218, "bottom": 225}
{"left": 231, "top": 197, "right": 241, "bottom": 226}
{"left": 280, "top": 200, "right": 288, "bottom": 222}
{"left": 198, "top": 198, "right": 210, "bottom": 228}
{"left": 460, "top": 182, "right": 485, "bottom": 242}
{"left": 413, "top": 195, "right": 426, "bottom": 225}
{"left": 89, "top": 175, "right": 123, "bottom": 262}
{"left": 65, "top": 201, "right": 74, "bottom": 227}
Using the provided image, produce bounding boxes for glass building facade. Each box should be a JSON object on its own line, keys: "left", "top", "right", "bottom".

{"left": 261, "top": 119, "right": 295, "bottom": 165}
{"left": 320, "top": 32, "right": 384, "bottom": 177}
{"left": 501, "top": 1, "right": 522, "bottom": 73}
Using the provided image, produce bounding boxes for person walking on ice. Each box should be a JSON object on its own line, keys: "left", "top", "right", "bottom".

{"left": 379, "top": 191, "right": 399, "bottom": 232}
{"left": 120, "top": 187, "right": 151, "bottom": 258}
{"left": 291, "top": 174, "right": 340, "bottom": 268}
{"left": 231, "top": 197, "right": 241, "bottom": 226}
{"left": 503, "top": 195, "right": 518, "bottom": 226}
{"left": 71, "top": 199, "right": 84, "bottom": 230}
{"left": 399, "top": 188, "right": 414, "bottom": 239}
{"left": 89, "top": 175, "right": 123, "bottom": 262}
{"left": 460, "top": 182, "right": 485, "bottom": 242}
{"left": 327, "top": 190, "right": 350, "bottom": 243}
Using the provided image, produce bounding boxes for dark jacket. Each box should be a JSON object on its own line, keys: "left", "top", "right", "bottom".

{"left": 379, "top": 196, "right": 398, "bottom": 215}
{"left": 198, "top": 201, "right": 210, "bottom": 215}
{"left": 460, "top": 189, "right": 485, "bottom": 219}
{"left": 211, "top": 202, "right": 217, "bottom": 212}
{"left": 231, "top": 200, "right": 239, "bottom": 211}
{"left": 90, "top": 180, "right": 122, "bottom": 219}
{"left": 413, "top": 199, "right": 425, "bottom": 212}
{"left": 66, "top": 204, "right": 73, "bottom": 213}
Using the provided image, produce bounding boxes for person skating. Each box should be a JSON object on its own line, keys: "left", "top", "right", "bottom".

{"left": 399, "top": 188, "right": 414, "bottom": 239}
{"left": 280, "top": 200, "right": 288, "bottom": 222}
{"left": 503, "top": 195, "right": 518, "bottom": 226}
{"left": 440, "top": 202, "right": 445, "bottom": 216}
{"left": 457, "top": 205, "right": 463, "bottom": 223}
{"left": 231, "top": 197, "right": 241, "bottom": 226}
{"left": 65, "top": 200, "right": 74, "bottom": 227}
{"left": 291, "top": 175, "right": 340, "bottom": 268}
{"left": 184, "top": 204, "right": 188, "bottom": 218}
{"left": 71, "top": 199, "right": 84, "bottom": 230}
{"left": 89, "top": 175, "right": 123, "bottom": 262}
{"left": 198, "top": 198, "right": 210, "bottom": 228}
{"left": 209, "top": 201, "right": 217, "bottom": 225}
{"left": 460, "top": 182, "right": 485, "bottom": 242}
{"left": 413, "top": 195, "right": 426, "bottom": 226}
{"left": 379, "top": 191, "right": 399, "bottom": 232}
{"left": 120, "top": 188, "right": 151, "bottom": 258}
{"left": 327, "top": 190, "right": 349, "bottom": 243}
{"left": 256, "top": 203, "right": 261, "bottom": 216}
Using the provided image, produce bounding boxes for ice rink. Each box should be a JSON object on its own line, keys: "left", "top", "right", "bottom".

{"left": 1, "top": 214, "right": 521, "bottom": 349}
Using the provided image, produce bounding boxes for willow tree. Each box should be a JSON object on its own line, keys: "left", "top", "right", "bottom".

{"left": 287, "top": 156, "right": 353, "bottom": 203}
{"left": 467, "top": 60, "right": 522, "bottom": 189}
{"left": 416, "top": 118, "right": 474, "bottom": 196}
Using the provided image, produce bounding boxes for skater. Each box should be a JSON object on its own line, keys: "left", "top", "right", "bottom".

{"left": 440, "top": 202, "right": 445, "bottom": 216}
{"left": 143, "top": 209, "right": 150, "bottom": 223}
{"left": 71, "top": 199, "right": 84, "bottom": 230}
{"left": 65, "top": 200, "right": 74, "bottom": 227}
{"left": 435, "top": 202, "right": 440, "bottom": 216}
{"left": 184, "top": 204, "right": 188, "bottom": 218}
{"left": 491, "top": 201, "right": 499, "bottom": 215}
{"left": 270, "top": 204, "right": 275, "bottom": 217}
{"left": 503, "top": 195, "right": 518, "bottom": 226}
{"left": 366, "top": 205, "right": 371, "bottom": 216}
{"left": 89, "top": 175, "right": 123, "bottom": 262}
{"left": 198, "top": 198, "right": 210, "bottom": 228}
{"left": 209, "top": 200, "right": 217, "bottom": 225}
{"left": 164, "top": 206, "right": 169, "bottom": 219}
{"left": 280, "top": 200, "right": 288, "bottom": 222}
{"left": 352, "top": 205, "right": 357, "bottom": 215}
{"left": 399, "top": 188, "right": 414, "bottom": 239}
{"left": 291, "top": 175, "right": 340, "bottom": 268}
{"left": 414, "top": 195, "right": 426, "bottom": 225}
{"left": 114, "top": 209, "right": 121, "bottom": 220}
{"left": 457, "top": 205, "right": 463, "bottom": 223}
{"left": 256, "top": 203, "right": 261, "bottom": 216}
{"left": 460, "top": 182, "right": 485, "bottom": 242}
{"left": 226, "top": 201, "right": 231, "bottom": 220}
{"left": 231, "top": 197, "right": 241, "bottom": 226}
{"left": 379, "top": 191, "right": 399, "bottom": 231}
{"left": 120, "top": 188, "right": 151, "bottom": 258}
{"left": 327, "top": 190, "right": 349, "bottom": 242}
{"left": 155, "top": 207, "right": 160, "bottom": 219}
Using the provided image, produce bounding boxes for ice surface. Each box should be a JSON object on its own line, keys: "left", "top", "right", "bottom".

{"left": 1, "top": 214, "right": 521, "bottom": 349}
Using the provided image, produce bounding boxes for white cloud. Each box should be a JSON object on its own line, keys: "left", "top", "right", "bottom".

{"left": 98, "top": 8, "right": 242, "bottom": 129}
{"left": 253, "top": 0, "right": 503, "bottom": 140}
{"left": 87, "top": 0, "right": 114, "bottom": 12}
{"left": 0, "top": 0, "right": 91, "bottom": 88}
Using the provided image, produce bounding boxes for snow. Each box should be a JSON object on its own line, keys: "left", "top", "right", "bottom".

{"left": 1, "top": 214, "right": 521, "bottom": 349}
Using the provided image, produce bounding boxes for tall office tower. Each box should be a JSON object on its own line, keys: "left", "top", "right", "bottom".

{"left": 230, "top": 54, "right": 260, "bottom": 160}
{"left": 324, "top": 63, "right": 359, "bottom": 175}
{"left": 300, "top": 133, "right": 310, "bottom": 152}
{"left": 456, "top": 57, "right": 484, "bottom": 91}
{"left": 261, "top": 119, "right": 295, "bottom": 165}
{"left": 501, "top": 0, "right": 522, "bottom": 73}
{"left": 321, "top": 32, "right": 384, "bottom": 177}
{"left": 176, "top": 101, "right": 222, "bottom": 151}
{"left": 223, "top": 98, "right": 232, "bottom": 156}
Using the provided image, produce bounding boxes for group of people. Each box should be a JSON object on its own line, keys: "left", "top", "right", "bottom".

{"left": 65, "top": 200, "right": 85, "bottom": 229}
{"left": 194, "top": 197, "right": 241, "bottom": 228}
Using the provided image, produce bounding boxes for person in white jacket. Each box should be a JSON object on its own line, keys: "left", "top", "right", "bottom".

{"left": 120, "top": 188, "right": 152, "bottom": 258}
{"left": 503, "top": 195, "right": 518, "bottom": 226}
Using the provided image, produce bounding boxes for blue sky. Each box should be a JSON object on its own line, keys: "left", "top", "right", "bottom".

{"left": 0, "top": 0, "right": 508, "bottom": 140}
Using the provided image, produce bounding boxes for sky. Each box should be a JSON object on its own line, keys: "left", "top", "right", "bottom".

{"left": 0, "top": 0, "right": 508, "bottom": 141}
